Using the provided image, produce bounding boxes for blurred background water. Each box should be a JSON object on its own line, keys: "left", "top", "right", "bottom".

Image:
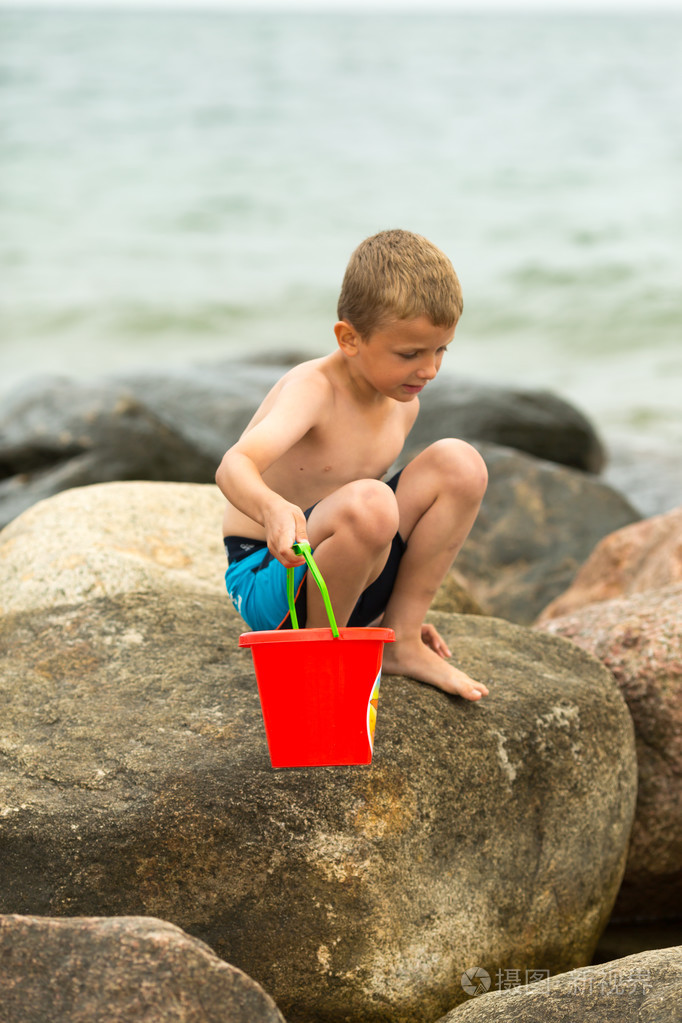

{"left": 1, "top": 8, "right": 681, "bottom": 457}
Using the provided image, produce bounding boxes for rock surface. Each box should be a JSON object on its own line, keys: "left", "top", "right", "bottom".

{"left": 0, "top": 481, "right": 226, "bottom": 616}
{"left": 536, "top": 506, "right": 682, "bottom": 623}
{"left": 0, "top": 914, "right": 286, "bottom": 1023}
{"left": 441, "top": 443, "right": 640, "bottom": 625}
{"left": 0, "top": 364, "right": 606, "bottom": 529}
{"left": 0, "top": 601, "right": 637, "bottom": 1023}
{"left": 400, "top": 376, "right": 605, "bottom": 472}
{"left": 536, "top": 584, "right": 682, "bottom": 922}
{"left": 0, "top": 375, "right": 220, "bottom": 529}
{"left": 0, "top": 481, "right": 638, "bottom": 1022}
{"left": 437, "top": 945, "right": 682, "bottom": 1023}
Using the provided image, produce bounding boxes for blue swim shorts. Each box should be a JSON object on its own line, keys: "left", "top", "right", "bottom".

{"left": 224, "top": 471, "right": 406, "bottom": 631}
{"left": 224, "top": 540, "right": 308, "bottom": 632}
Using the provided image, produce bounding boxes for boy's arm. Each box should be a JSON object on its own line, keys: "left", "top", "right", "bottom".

{"left": 215, "top": 375, "right": 329, "bottom": 568}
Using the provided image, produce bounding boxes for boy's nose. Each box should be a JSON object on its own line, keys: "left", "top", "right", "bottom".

{"left": 417, "top": 360, "right": 439, "bottom": 380}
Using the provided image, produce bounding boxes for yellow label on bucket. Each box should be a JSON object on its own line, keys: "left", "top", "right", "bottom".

{"left": 366, "top": 670, "right": 381, "bottom": 751}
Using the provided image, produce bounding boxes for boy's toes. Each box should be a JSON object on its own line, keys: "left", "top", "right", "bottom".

{"left": 384, "top": 639, "right": 489, "bottom": 700}
{"left": 452, "top": 672, "right": 488, "bottom": 701}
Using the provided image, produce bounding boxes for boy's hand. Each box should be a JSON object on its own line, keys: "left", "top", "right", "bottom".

{"left": 421, "top": 623, "right": 452, "bottom": 659}
{"left": 263, "top": 500, "right": 309, "bottom": 568}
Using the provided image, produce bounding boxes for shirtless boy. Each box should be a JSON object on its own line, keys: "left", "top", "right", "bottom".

{"left": 215, "top": 229, "right": 489, "bottom": 700}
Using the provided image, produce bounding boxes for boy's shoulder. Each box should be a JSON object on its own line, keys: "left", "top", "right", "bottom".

{"left": 272, "top": 354, "right": 337, "bottom": 401}
{"left": 254, "top": 356, "right": 335, "bottom": 423}
{"left": 281, "top": 354, "right": 332, "bottom": 383}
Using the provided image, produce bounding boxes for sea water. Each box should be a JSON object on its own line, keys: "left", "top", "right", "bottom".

{"left": 1, "top": 9, "right": 681, "bottom": 456}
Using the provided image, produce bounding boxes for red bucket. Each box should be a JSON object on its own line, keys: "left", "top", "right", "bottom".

{"left": 240, "top": 626, "right": 394, "bottom": 768}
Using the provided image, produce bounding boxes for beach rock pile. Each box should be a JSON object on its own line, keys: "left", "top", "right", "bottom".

{"left": 0, "top": 481, "right": 638, "bottom": 1023}
{"left": 437, "top": 945, "right": 682, "bottom": 1023}
{"left": 533, "top": 505, "right": 682, "bottom": 923}
{"left": 536, "top": 581, "right": 682, "bottom": 923}
{"left": 0, "top": 364, "right": 607, "bottom": 530}
{"left": 0, "top": 359, "right": 678, "bottom": 1021}
{"left": 0, "top": 915, "right": 285, "bottom": 1023}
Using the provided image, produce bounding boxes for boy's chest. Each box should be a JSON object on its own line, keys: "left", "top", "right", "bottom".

{"left": 308, "top": 404, "right": 410, "bottom": 481}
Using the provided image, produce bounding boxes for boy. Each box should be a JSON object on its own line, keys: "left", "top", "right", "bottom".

{"left": 216, "top": 229, "right": 489, "bottom": 700}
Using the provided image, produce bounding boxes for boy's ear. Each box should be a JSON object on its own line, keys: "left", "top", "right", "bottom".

{"left": 334, "top": 320, "right": 362, "bottom": 356}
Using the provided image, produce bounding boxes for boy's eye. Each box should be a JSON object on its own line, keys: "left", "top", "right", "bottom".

{"left": 397, "top": 346, "right": 449, "bottom": 360}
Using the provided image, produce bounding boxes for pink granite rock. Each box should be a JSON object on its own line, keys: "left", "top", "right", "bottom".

{"left": 536, "top": 584, "right": 682, "bottom": 920}
{"left": 537, "top": 506, "right": 682, "bottom": 623}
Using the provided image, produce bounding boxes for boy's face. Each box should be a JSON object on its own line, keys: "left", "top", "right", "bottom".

{"left": 339, "top": 315, "right": 456, "bottom": 402}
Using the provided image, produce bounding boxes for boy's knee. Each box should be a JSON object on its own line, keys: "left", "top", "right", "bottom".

{"left": 427, "top": 438, "right": 488, "bottom": 502}
{"left": 342, "top": 479, "right": 399, "bottom": 547}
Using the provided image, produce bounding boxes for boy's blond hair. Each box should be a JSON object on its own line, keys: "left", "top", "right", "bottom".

{"left": 337, "top": 229, "right": 463, "bottom": 340}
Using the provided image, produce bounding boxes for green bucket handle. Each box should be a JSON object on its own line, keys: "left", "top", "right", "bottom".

{"left": 287, "top": 541, "right": 340, "bottom": 638}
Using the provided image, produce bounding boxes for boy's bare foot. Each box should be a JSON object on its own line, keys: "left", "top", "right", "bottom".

{"left": 382, "top": 637, "right": 489, "bottom": 701}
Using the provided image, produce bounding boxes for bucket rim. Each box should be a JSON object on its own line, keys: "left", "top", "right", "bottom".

{"left": 239, "top": 626, "right": 395, "bottom": 646}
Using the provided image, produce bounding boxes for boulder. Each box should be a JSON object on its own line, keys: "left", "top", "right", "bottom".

{"left": 0, "top": 481, "right": 227, "bottom": 616}
{"left": 536, "top": 584, "right": 682, "bottom": 921}
{"left": 437, "top": 945, "right": 682, "bottom": 1023}
{"left": 408, "top": 376, "right": 605, "bottom": 472}
{"left": 0, "top": 363, "right": 606, "bottom": 529}
{"left": 0, "top": 914, "right": 286, "bottom": 1023}
{"left": 536, "top": 506, "right": 682, "bottom": 623}
{"left": 0, "top": 375, "right": 220, "bottom": 529}
{"left": 0, "top": 600, "right": 637, "bottom": 1022}
{"left": 441, "top": 443, "right": 640, "bottom": 626}
{"left": 0, "top": 482, "right": 638, "bottom": 1022}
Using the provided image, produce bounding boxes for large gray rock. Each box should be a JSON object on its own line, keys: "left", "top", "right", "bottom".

{"left": 437, "top": 945, "right": 682, "bottom": 1023}
{"left": 448, "top": 443, "right": 640, "bottom": 625}
{"left": 0, "top": 483, "right": 638, "bottom": 1022}
{"left": 408, "top": 376, "right": 605, "bottom": 473}
{"left": 0, "top": 914, "right": 286, "bottom": 1023}
{"left": 0, "top": 375, "right": 219, "bottom": 529}
{"left": 536, "top": 584, "right": 682, "bottom": 923}
{"left": 0, "top": 363, "right": 606, "bottom": 529}
{"left": 0, "top": 601, "right": 637, "bottom": 1022}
